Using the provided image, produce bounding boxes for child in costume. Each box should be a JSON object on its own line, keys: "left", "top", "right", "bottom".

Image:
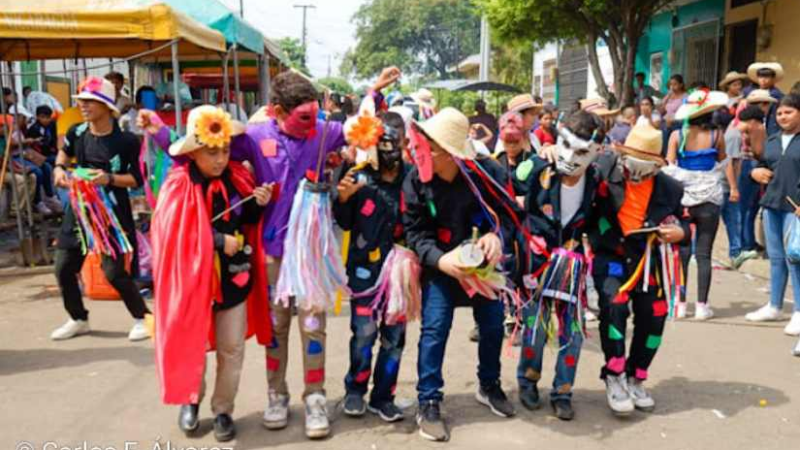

{"left": 588, "top": 123, "right": 689, "bottom": 416}
{"left": 514, "top": 110, "right": 605, "bottom": 420}
{"left": 151, "top": 106, "right": 273, "bottom": 442}
{"left": 404, "top": 108, "right": 520, "bottom": 442}
{"left": 334, "top": 112, "right": 412, "bottom": 422}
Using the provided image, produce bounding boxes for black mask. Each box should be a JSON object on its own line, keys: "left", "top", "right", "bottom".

{"left": 377, "top": 124, "right": 403, "bottom": 171}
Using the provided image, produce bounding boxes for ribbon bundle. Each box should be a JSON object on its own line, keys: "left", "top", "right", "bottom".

{"left": 68, "top": 168, "right": 133, "bottom": 258}
{"left": 352, "top": 245, "right": 422, "bottom": 325}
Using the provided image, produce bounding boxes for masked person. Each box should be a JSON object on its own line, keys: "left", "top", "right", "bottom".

{"left": 150, "top": 106, "right": 273, "bottom": 442}
{"left": 334, "top": 112, "right": 410, "bottom": 423}
{"left": 588, "top": 123, "right": 689, "bottom": 416}
{"left": 514, "top": 110, "right": 605, "bottom": 420}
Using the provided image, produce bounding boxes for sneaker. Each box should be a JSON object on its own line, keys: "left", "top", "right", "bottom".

{"left": 584, "top": 309, "right": 598, "bottom": 322}
{"left": 518, "top": 385, "right": 541, "bottom": 411}
{"left": 213, "top": 413, "right": 236, "bottom": 442}
{"left": 739, "top": 249, "right": 759, "bottom": 264}
{"left": 50, "top": 319, "right": 90, "bottom": 340}
{"left": 128, "top": 319, "right": 149, "bottom": 341}
{"left": 44, "top": 196, "right": 63, "bottom": 214}
{"left": 694, "top": 303, "right": 714, "bottom": 321}
{"left": 35, "top": 201, "right": 52, "bottom": 215}
{"left": 343, "top": 393, "right": 366, "bottom": 417}
{"left": 367, "top": 401, "right": 404, "bottom": 422}
{"left": 417, "top": 400, "right": 449, "bottom": 442}
{"left": 675, "top": 302, "right": 687, "bottom": 319}
{"left": 627, "top": 377, "right": 655, "bottom": 412}
{"left": 304, "top": 393, "right": 330, "bottom": 439}
{"left": 587, "top": 283, "right": 600, "bottom": 311}
{"left": 793, "top": 338, "right": 800, "bottom": 357}
{"left": 745, "top": 304, "right": 783, "bottom": 322}
{"left": 475, "top": 382, "right": 515, "bottom": 418}
{"left": 262, "top": 392, "right": 290, "bottom": 430}
{"left": 604, "top": 374, "right": 634, "bottom": 416}
{"left": 784, "top": 312, "right": 800, "bottom": 336}
{"left": 550, "top": 399, "right": 575, "bottom": 421}
{"left": 468, "top": 326, "right": 480, "bottom": 342}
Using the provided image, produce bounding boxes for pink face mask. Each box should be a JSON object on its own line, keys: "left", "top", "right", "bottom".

{"left": 499, "top": 111, "right": 524, "bottom": 143}
{"left": 278, "top": 101, "right": 319, "bottom": 139}
{"left": 408, "top": 125, "right": 433, "bottom": 183}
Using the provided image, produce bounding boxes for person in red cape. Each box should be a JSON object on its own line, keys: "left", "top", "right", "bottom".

{"left": 151, "top": 106, "right": 273, "bottom": 442}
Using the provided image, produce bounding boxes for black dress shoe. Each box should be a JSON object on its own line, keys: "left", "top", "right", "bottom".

{"left": 214, "top": 414, "right": 236, "bottom": 442}
{"left": 178, "top": 404, "right": 199, "bottom": 434}
{"left": 551, "top": 399, "right": 575, "bottom": 421}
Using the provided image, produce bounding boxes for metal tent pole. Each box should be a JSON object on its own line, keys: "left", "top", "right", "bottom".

{"left": 170, "top": 41, "right": 183, "bottom": 135}
{"left": 261, "top": 53, "right": 271, "bottom": 106}
{"left": 0, "top": 65, "right": 27, "bottom": 264}
{"left": 232, "top": 44, "right": 242, "bottom": 120}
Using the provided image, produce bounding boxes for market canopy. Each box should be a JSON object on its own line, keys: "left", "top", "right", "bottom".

{"left": 160, "top": 0, "right": 263, "bottom": 55}
{"left": 0, "top": 0, "right": 227, "bottom": 61}
{"left": 426, "top": 79, "right": 522, "bottom": 93}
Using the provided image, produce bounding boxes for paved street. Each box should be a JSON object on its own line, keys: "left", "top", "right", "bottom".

{"left": 1, "top": 263, "right": 798, "bottom": 450}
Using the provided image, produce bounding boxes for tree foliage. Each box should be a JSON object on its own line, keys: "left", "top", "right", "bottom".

{"left": 342, "top": 0, "right": 481, "bottom": 80}
{"left": 278, "top": 37, "right": 310, "bottom": 75}
{"left": 316, "top": 77, "right": 355, "bottom": 95}
{"left": 481, "top": 0, "right": 677, "bottom": 107}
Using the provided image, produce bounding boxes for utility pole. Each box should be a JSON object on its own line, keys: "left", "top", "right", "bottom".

{"left": 239, "top": 0, "right": 244, "bottom": 18}
{"left": 479, "top": 15, "right": 490, "bottom": 82}
{"left": 294, "top": 4, "right": 316, "bottom": 68}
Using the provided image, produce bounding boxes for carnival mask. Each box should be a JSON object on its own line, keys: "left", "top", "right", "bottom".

{"left": 554, "top": 127, "right": 600, "bottom": 177}
{"left": 499, "top": 111, "right": 524, "bottom": 143}
{"left": 620, "top": 155, "right": 661, "bottom": 183}
{"left": 377, "top": 124, "right": 403, "bottom": 171}
{"left": 279, "top": 101, "right": 318, "bottom": 139}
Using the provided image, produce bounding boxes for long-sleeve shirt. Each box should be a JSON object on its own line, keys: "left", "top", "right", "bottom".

{"left": 758, "top": 133, "right": 800, "bottom": 213}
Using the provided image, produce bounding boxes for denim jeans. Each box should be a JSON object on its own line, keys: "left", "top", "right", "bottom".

{"left": 15, "top": 158, "right": 54, "bottom": 203}
{"left": 739, "top": 159, "right": 761, "bottom": 251}
{"left": 344, "top": 295, "right": 406, "bottom": 405}
{"left": 417, "top": 275, "right": 505, "bottom": 403}
{"left": 721, "top": 194, "right": 742, "bottom": 258}
{"left": 763, "top": 208, "right": 800, "bottom": 312}
{"left": 517, "top": 299, "right": 583, "bottom": 401}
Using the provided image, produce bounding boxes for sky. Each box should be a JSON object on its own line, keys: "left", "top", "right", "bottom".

{"left": 220, "top": 0, "right": 365, "bottom": 79}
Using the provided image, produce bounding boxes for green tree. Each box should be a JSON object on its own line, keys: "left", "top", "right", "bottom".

{"left": 481, "top": 0, "right": 677, "bottom": 107}
{"left": 317, "top": 77, "right": 354, "bottom": 95}
{"left": 278, "top": 37, "right": 310, "bottom": 75}
{"left": 342, "top": 0, "right": 481, "bottom": 80}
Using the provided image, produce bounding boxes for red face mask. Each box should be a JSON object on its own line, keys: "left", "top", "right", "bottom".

{"left": 278, "top": 101, "right": 319, "bottom": 139}
{"left": 409, "top": 125, "right": 433, "bottom": 183}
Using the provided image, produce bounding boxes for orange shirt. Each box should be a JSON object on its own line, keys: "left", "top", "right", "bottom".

{"left": 618, "top": 178, "right": 655, "bottom": 236}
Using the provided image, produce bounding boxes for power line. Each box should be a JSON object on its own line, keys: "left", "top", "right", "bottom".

{"left": 294, "top": 4, "right": 316, "bottom": 67}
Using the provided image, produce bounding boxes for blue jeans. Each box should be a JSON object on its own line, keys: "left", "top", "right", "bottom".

{"left": 763, "top": 208, "right": 800, "bottom": 312}
{"left": 15, "top": 158, "right": 53, "bottom": 203}
{"left": 344, "top": 295, "right": 406, "bottom": 405}
{"left": 417, "top": 275, "right": 505, "bottom": 403}
{"left": 517, "top": 299, "right": 583, "bottom": 401}
{"left": 739, "top": 159, "right": 761, "bottom": 251}
{"left": 721, "top": 194, "right": 742, "bottom": 258}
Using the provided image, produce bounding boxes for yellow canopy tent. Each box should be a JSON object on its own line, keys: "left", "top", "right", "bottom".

{"left": 0, "top": 0, "right": 227, "bottom": 60}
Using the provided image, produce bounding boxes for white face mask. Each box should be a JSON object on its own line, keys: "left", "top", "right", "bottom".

{"left": 554, "top": 127, "right": 601, "bottom": 177}
{"left": 620, "top": 155, "right": 661, "bottom": 183}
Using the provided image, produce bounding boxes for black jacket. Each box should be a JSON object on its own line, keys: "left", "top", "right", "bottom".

{"left": 758, "top": 133, "right": 800, "bottom": 213}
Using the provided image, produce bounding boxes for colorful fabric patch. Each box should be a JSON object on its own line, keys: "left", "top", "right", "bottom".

{"left": 608, "top": 324, "right": 624, "bottom": 341}
{"left": 393, "top": 223, "right": 404, "bottom": 238}
{"left": 557, "top": 383, "right": 572, "bottom": 394}
{"left": 523, "top": 347, "right": 535, "bottom": 360}
{"left": 613, "top": 292, "right": 629, "bottom": 304}
{"left": 635, "top": 368, "right": 648, "bottom": 380}
{"left": 369, "top": 247, "right": 381, "bottom": 263}
{"left": 653, "top": 300, "right": 668, "bottom": 317}
{"left": 608, "top": 262, "right": 624, "bottom": 277}
{"left": 231, "top": 271, "right": 250, "bottom": 287}
{"left": 598, "top": 217, "right": 611, "bottom": 235}
{"left": 268, "top": 336, "right": 278, "bottom": 349}
{"left": 437, "top": 228, "right": 452, "bottom": 244}
{"left": 516, "top": 159, "right": 534, "bottom": 182}
{"left": 361, "top": 345, "right": 372, "bottom": 360}
{"left": 306, "top": 368, "right": 325, "bottom": 384}
{"left": 391, "top": 384, "right": 397, "bottom": 395}
{"left": 564, "top": 354, "right": 577, "bottom": 368}
{"left": 385, "top": 357, "right": 399, "bottom": 375}
{"left": 526, "top": 315, "right": 536, "bottom": 328}
{"left": 266, "top": 356, "right": 280, "bottom": 372}
{"left": 427, "top": 200, "right": 437, "bottom": 218}
{"left": 615, "top": 245, "right": 626, "bottom": 256}
{"left": 399, "top": 192, "right": 407, "bottom": 213}
{"left": 356, "top": 267, "right": 371, "bottom": 280}
{"left": 360, "top": 198, "right": 376, "bottom": 217}
{"left": 356, "top": 234, "right": 368, "bottom": 249}
{"left": 524, "top": 368, "right": 541, "bottom": 381}
{"left": 606, "top": 356, "right": 626, "bottom": 374}
{"left": 645, "top": 335, "right": 662, "bottom": 350}
{"left": 539, "top": 167, "right": 552, "bottom": 190}
{"left": 355, "top": 369, "right": 371, "bottom": 383}
{"left": 307, "top": 340, "right": 323, "bottom": 355}
{"left": 305, "top": 169, "right": 318, "bottom": 183}
{"left": 355, "top": 305, "right": 373, "bottom": 317}
{"left": 304, "top": 315, "right": 320, "bottom": 332}
{"left": 260, "top": 138, "right": 278, "bottom": 157}
{"left": 598, "top": 180, "right": 609, "bottom": 197}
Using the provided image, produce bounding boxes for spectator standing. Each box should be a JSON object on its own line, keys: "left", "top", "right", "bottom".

{"left": 745, "top": 62, "right": 785, "bottom": 136}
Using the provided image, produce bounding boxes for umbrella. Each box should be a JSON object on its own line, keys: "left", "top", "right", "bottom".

{"left": 426, "top": 79, "right": 522, "bottom": 93}
{"left": 25, "top": 91, "right": 63, "bottom": 115}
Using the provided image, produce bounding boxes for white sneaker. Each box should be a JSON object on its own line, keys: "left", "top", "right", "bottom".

{"left": 605, "top": 374, "right": 634, "bottom": 416}
{"left": 51, "top": 319, "right": 90, "bottom": 340}
{"left": 694, "top": 303, "right": 714, "bottom": 321}
{"left": 262, "top": 392, "right": 290, "bottom": 430}
{"left": 675, "top": 302, "right": 687, "bottom": 319}
{"left": 35, "top": 201, "right": 53, "bottom": 215}
{"left": 627, "top": 377, "right": 655, "bottom": 412}
{"left": 304, "top": 393, "right": 330, "bottom": 439}
{"left": 745, "top": 304, "right": 783, "bottom": 322}
{"left": 584, "top": 310, "right": 598, "bottom": 322}
{"left": 783, "top": 312, "right": 800, "bottom": 336}
{"left": 793, "top": 338, "right": 800, "bottom": 357}
{"left": 128, "top": 319, "right": 149, "bottom": 341}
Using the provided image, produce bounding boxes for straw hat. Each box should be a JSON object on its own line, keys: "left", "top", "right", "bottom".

{"left": 73, "top": 77, "right": 119, "bottom": 115}
{"left": 747, "top": 62, "right": 784, "bottom": 83}
{"left": 579, "top": 98, "right": 620, "bottom": 117}
{"left": 415, "top": 107, "right": 477, "bottom": 160}
{"left": 674, "top": 90, "right": 729, "bottom": 121}
{"left": 718, "top": 71, "right": 748, "bottom": 90}
{"left": 411, "top": 88, "right": 437, "bottom": 109}
{"left": 612, "top": 123, "right": 666, "bottom": 165}
{"left": 169, "top": 105, "right": 246, "bottom": 156}
{"left": 746, "top": 89, "right": 778, "bottom": 104}
{"left": 507, "top": 94, "right": 542, "bottom": 114}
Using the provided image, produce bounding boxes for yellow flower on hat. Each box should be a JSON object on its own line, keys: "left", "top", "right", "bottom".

{"left": 195, "top": 107, "right": 233, "bottom": 149}
{"left": 346, "top": 114, "right": 384, "bottom": 149}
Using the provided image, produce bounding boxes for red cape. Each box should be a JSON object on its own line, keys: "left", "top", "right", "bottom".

{"left": 152, "top": 162, "right": 271, "bottom": 405}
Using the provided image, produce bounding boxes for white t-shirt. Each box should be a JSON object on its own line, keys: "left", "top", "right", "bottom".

{"left": 781, "top": 134, "right": 796, "bottom": 154}
{"left": 560, "top": 175, "right": 586, "bottom": 226}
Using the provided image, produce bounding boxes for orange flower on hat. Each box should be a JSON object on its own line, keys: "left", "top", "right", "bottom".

{"left": 195, "top": 108, "right": 233, "bottom": 148}
{"left": 346, "top": 114, "right": 384, "bottom": 149}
